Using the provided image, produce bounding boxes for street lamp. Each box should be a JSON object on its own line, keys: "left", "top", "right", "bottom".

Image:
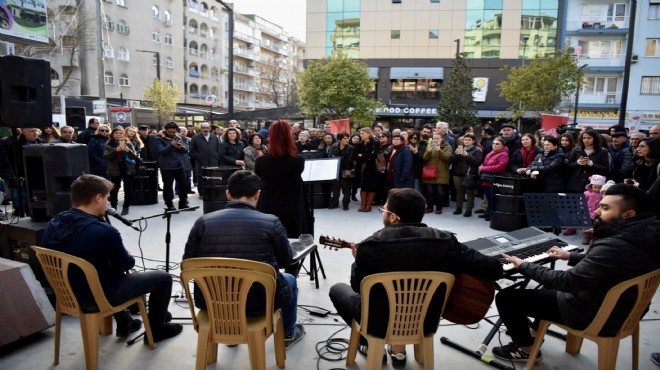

{"left": 136, "top": 50, "right": 161, "bottom": 81}
{"left": 217, "top": 0, "right": 234, "bottom": 119}
{"left": 573, "top": 64, "right": 589, "bottom": 125}
{"left": 517, "top": 36, "right": 529, "bottom": 131}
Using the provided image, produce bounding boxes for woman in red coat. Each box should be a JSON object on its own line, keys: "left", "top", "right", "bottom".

{"left": 478, "top": 137, "right": 510, "bottom": 221}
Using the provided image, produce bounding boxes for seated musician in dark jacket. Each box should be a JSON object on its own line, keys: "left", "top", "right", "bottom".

{"left": 493, "top": 184, "right": 660, "bottom": 362}
{"left": 329, "top": 188, "right": 503, "bottom": 360}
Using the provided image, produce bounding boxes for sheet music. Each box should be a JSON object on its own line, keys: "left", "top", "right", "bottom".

{"left": 301, "top": 158, "right": 340, "bottom": 182}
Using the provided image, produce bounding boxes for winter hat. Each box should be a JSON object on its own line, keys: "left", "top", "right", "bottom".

{"left": 587, "top": 174, "right": 607, "bottom": 189}
{"left": 600, "top": 180, "right": 616, "bottom": 193}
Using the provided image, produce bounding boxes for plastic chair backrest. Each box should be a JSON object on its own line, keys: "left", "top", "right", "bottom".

{"left": 181, "top": 267, "right": 276, "bottom": 342}
{"left": 181, "top": 257, "right": 276, "bottom": 277}
{"left": 580, "top": 268, "right": 660, "bottom": 339}
{"left": 359, "top": 271, "right": 455, "bottom": 342}
{"left": 32, "top": 246, "right": 114, "bottom": 316}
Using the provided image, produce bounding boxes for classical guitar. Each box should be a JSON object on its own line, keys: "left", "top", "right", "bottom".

{"left": 319, "top": 235, "right": 495, "bottom": 325}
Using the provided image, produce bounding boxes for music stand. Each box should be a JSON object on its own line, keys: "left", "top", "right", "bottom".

{"left": 524, "top": 193, "right": 592, "bottom": 229}
{"left": 298, "top": 157, "right": 340, "bottom": 287}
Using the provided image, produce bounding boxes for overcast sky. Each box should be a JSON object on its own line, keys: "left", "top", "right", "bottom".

{"left": 233, "top": 0, "right": 307, "bottom": 41}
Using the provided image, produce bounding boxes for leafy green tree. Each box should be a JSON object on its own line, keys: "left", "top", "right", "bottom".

{"left": 437, "top": 52, "right": 478, "bottom": 127}
{"left": 499, "top": 47, "right": 581, "bottom": 122}
{"left": 143, "top": 80, "right": 180, "bottom": 124}
{"left": 297, "top": 53, "right": 382, "bottom": 127}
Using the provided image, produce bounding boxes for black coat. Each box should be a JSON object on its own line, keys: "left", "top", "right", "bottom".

{"left": 565, "top": 147, "right": 610, "bottom": 193}
{"left": 356, "top": 139, "right": 381, "bottom": 192}
{"left": 255, "top": 154, "right": 309, "bottom": 238}
{"left": 450, "top": 145, "right": 483, "bottom": 176}
{"left": 190, "top": 133, "right": 220, "bottom": 175}
{"left": 218, "top": 140, "right": 245, "bottom": 166}
{"left": 527, "top": 149, "right": 565, "bottom": 192}
{"left": 518, "top": 213, "right": 660, "bottom": 335}
{"left": 88, "top": 135, "right": 108, "bottom": 177}
{"left": 352, "top": 224, "right": 503, "bottom": 338}
{"left": 183, "top": 201, "right": 293, "bottom": 310}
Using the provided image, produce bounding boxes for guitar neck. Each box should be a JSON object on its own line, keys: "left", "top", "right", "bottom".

{"left": 319, "top": 235, "right": 353, "bottom": 250}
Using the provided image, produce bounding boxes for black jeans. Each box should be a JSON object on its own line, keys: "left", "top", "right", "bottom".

{"left": 331, "top": 178, "right": 352, "bottom": 207}
{"left": 107, "top": 270, "right": 173, "bottom": 329}
{"left": 160, "top": 168, "right": 188, "bottom": 206}
{"left": 424, "top": 183, "right": 447, "bottom": 209}
{"left": 110, "top": 175, "right": 133, "bottom": 208}
{"left": 329, "top": 283, "right": 368, "bottom": 345}
{"left": 495, "top": 288, "right": 566, "bottom": 347}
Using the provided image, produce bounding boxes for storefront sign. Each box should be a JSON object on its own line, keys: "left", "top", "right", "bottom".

{"left": 374, "top": 106, "right": 438, "bottom": 117}
{"left": 473, "top": 78, "right": 489, "bottom": 102}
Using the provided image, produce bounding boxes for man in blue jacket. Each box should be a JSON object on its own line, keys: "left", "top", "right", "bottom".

{"left": 183, "top": 170, "right": 305, "bottom": 349}
{"left": 153, "top": 121, "right": 190, "bottom": 211}
{"left": 42, "top": 174, "right": 182, "bottom": 342}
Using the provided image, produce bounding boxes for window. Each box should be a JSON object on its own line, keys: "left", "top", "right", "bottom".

{"left": 164, "top": 33, "right": 173, "bottom": 45}
{"left": 103, "top": 43, "right": 113, "bottom": 58}
{"left": 117, "top": 20, "right": 129, "bottom": 34}
{"left": 646, "top": 39, "right": 660, "bottom": 57}
{"left": 152, "top": 55, "right": 159, "bottom": 66}
{"left": 650, "top": 4, "right": 659, "bottom": 20}
{"left": 641, "top": 76, "right": 660, "bottom": 95}
{"left": 104, "top": 16, "right": 114, "bottom": 31}
{"left": 116, "top": 0, "right": 126, "bottom": 6}
{"left": 152, "top": 5, "right": 159, "bottom": 19}
{"left": 117, "top": 47, "right": 129, "bottom": 60}
{"left": 429, "top": 29, "right": 439, "bottom": 39}
{"left": 61, "top": 35, "right": 76, "bottom": 47}
{"left": 392, "top": 0, "right": 402, "bottom": 3}
{"left": 165, "top": 57, "right": 174, "bottom": 68}
{"left": 163, "top": 10, "right": 172, "bottom": 26}
{"left": 391, "top": 30, "right": 400, "bottom": 39}
{"left": 152, "top": 30, "right": 161, "bottom": 43}
{"left": 104, "top": 71, "right": 115, "bottom": 85}
{"left": 430, "top": 0, "right": 439, "bottom": 2}
{"left": 390, "top": 79, "right": 441, "bottom": 100}
{"left": 118, "top": 74, "right": 130, "bottom": 86}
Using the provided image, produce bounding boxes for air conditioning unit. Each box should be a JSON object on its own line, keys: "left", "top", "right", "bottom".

{"left": 127, "top": 100, "right": 141, "bottom": 108}
{"left": 0, "top": 41, "right": 15, "bottom": 56}
{"left": 631, "top": 54, "right": 639, "bottom": 63}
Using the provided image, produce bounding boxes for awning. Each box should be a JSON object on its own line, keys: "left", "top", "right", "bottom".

{"left": 390, "top": 67, "right": 443, "bottom": 80}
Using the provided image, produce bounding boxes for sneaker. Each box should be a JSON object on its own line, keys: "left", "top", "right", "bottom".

{"left": 453, "top": 207, "right": 462, "bottom": 215}
{"left": 116, "top": 318, "right": 142, "bottom": 337}
{"left": 284, "top": 324, "right": 305, "bottom": 349}
{"left": 165, "top": 205, "right": 177, "bottom": 212}
{"left": 148, "top": 323, "right": 183, "bottom": 343}
{"left": 474, "top": 209, "right": 486, "bottom": 214}
{"left": 651, "top": 352, "right": 660, "bottom": 366}
{"left": 358, "top": 345, "right": 387, "bottom": 362}
{"left": 387, "top": 344, "right": 407, "bottom": 361}
{"left": 492, "top": 342, "right": 542, "bottom": 362}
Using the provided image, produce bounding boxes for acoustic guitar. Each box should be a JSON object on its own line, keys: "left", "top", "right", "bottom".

{"left": 319, "top": 235, "right": 495, "bottom": 325}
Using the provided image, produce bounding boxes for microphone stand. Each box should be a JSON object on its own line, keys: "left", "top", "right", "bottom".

{"left": 129, "top": 205, "right": 199, "bottom": 273}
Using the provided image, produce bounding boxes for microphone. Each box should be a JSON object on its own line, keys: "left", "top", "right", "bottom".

{"left": 106, "top": 208, "right": 140, "bottom": 231}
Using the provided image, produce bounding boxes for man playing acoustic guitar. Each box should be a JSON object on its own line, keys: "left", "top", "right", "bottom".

{"left": 328, "top": 188, "right": 503, "bottom": 363}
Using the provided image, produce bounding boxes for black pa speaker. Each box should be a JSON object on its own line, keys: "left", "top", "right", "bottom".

{"left": 65, "top": 106, "right": 86, "bottom": 131}
{"left": 23, "top": 144, "right": 90, "bottom": 221}
{"left": 0, "top": 55, "right": 52, "bottom": 128}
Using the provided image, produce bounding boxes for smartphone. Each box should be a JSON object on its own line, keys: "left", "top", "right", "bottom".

{"left": 119, "top": 138, "right": 125, "bottom": 146}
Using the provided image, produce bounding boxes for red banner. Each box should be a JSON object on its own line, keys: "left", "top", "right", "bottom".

{"left": 541, "top": 114, "right": 570, "bottom": 136}
{"left": 324, "top": 119, "right": 350, "bottom": 134}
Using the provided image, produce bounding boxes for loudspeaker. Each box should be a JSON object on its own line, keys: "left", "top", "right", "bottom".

{"left": 0, "top": 55, "right": 52, "bottom": 128}
{"left": 23, "top": 144, "right": 90, "bottom": 221}
{"left": 65, "top": 106, "right": 86, "bottom": 131}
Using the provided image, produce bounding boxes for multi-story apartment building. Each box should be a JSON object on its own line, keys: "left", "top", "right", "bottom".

{"left": 307, "top": 0, "right": 658, "bottom": 131}
{"left": 566, "top": 0, "right": 660, "bottom": 131}
{"left": 14, "top": 0, "right": 302, "bottom": 122}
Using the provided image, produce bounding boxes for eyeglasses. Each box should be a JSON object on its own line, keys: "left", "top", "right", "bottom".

{"left": 99, "top": 129, "right": 109, "bottom": 132}
{"left": 378, "top": 207, "right": 399, "bottom": 219}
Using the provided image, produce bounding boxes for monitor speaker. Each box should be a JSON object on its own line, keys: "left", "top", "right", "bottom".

{"left": 23, "top": 144, "right": 90, "bottom": 221}
{"left": 65, "top": 106, "right": 86, "bottom": 131}
{"left": 0, "top": 55, "right": 52, "bottom": 128}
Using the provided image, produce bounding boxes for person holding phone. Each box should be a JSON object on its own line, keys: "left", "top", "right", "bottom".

{"left": 103, "top": 126, "right": 139, "bottom": 215}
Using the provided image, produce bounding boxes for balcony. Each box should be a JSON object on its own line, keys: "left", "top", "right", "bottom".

{"left": 188, "top": 70, "right": 201, "bottom": 78}
{"left": 234, "top": 99, "right": 255, "bottom": 109}
{"left": 580, "top": 91, "right": 622, "bottom": 105}
{"left": 566, "top": 16, "right": 629, "bottom": 34}
{"left": 235, "top": 48, "right": 257, "bottom": 60}
{"left": 235, "top": 31, "right": 257, "bottom": 44}
{"left": 187, "top": 48, "right": 200, "bottom": 57}
{"left": 576, "top": 54, "right": 625, "bottom": 67}
{"left": 260, "top": 41, "right": 286, "bottom": 54}
{"left": 234, "top": 66, "right": 259, "bottom": 77}
{"left": 234, "top": 83, "right": 257, "bottom": 92}
{"left": 188, "top": 27, "right": 198, "bottom": 35}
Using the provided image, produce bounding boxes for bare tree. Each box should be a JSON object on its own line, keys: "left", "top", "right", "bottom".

{"left": 258, "top": 61, "right": 296, "bottom": 108}
{"left": 15, "top": 3, "right": 96, "bottom": 96}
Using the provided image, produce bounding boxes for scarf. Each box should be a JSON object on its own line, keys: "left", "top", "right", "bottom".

{"left": 521, "top": 146, "right": 536, "bottom": 168}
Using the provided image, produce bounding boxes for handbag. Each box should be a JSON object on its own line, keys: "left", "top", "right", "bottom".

{"left": 461, "top": 169, "right": 480, "bottom": 190}
{"left": 422, "top": 165, "right": 438, "bottom": 180}
{"left": 375, "top": 153, "right": 386, "bottom": 173}
{"left": 342, "top": 169, "right": 356, "bottom": 179}
{"left": 480, "top": 172, "right": 496, "bottom": 183}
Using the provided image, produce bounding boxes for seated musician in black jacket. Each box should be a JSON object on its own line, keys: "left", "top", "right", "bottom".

{"left": 493, "top": 184, "right": 660, "bottom": 362}
{"left": 329, "top": 188, "right": 503, "bottom": 361}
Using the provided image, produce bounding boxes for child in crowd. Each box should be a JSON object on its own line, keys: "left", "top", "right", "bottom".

{"left": 582, "top": 175, "right": 607, "bottom": 244}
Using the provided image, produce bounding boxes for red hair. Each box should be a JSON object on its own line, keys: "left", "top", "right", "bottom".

{"left": 268, "top": 120, "right": 297, "bottom": 158}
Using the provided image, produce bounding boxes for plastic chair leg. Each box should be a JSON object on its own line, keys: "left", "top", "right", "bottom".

{"left": 247, "top": 330, "right": 267, "bottom": 370}
{"left": 274, "top": 315, "right": 286, "bottom": 368}
{"left": 565, "top": 333, "right": 585, "bottom": 354}
{"left": 206, "top": 342, "right": 218, "bottom": 364}
{"left": 99, "top": 316, "right": 112, "bottom": 335}
{"left": 596, "top": 339, "right": 620, "bottom": 370}
{"left": 137, "top": 300, "right": 156, "bottom": 349}
{"left": 524, "top": 321, "right": 549, "bottom": 370}
{"left": 345, "top": 321, "right": 361, "bottom": 366}
{"left": 53, "top": 308, "right": 62, "bottom": 365}
{"left": 80, "top": 314, "right": 100, "bottom": 370}
{"left": 414, "top": 343, "right": 423, "bottom": 363}
{"left": 195, "top": 325, "right": 210, "bottom": 370}
{"left": 423, "top": 337, "right": 434, "bottom": 370}
{"left": 632, "top": 325, "right": 639, "bottom": 370}
{"left": 366, "top": 338, "right": 385, "bottom": 370}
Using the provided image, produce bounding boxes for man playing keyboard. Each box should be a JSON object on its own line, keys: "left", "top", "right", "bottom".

{"left": 492, "top": 184, "right": 660, "bottom": 362}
